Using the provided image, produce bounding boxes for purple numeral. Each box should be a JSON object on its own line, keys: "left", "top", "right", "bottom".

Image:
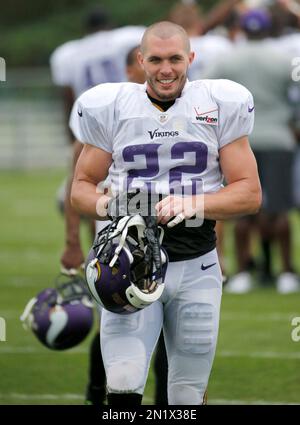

{"left": 84, "top": 59, "right": 121, "bottom": 89}
{"left": 122, "top": 142, "right": 207, "bottom": 192}
{"left": 123, "top": 144, "right": 161, "bottom": 190}
{"left": 169, "top": 142, "right": 207, "bottom": 185}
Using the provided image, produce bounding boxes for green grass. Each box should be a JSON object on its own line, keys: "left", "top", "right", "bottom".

{"left": 1, "top": 169, "right": 300, "bottom": 405}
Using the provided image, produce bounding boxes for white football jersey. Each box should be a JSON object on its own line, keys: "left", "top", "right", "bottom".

{"left": 50, "top": 26, "right": 144, "bottom": 97}
{"left": 189, "top": 35, "right": 233, "bottom": 81}
{"left": 70, "top": 79, "right": 254, "bottom": 196}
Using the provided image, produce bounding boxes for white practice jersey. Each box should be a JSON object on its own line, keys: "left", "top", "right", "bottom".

{"left": 50, "top": 26, "right": 144, "bottom": 97}
{"left": 70, "top": 79, "right": 254, "bottom": 197}
{"left": 189, "top": 34, "right": 233, "bottom": 81}
{"left": 278, "top": 33, "right": 300, "bottom": 56}
{"left": 50, "top": 39, "right": 81, "bottom": 87}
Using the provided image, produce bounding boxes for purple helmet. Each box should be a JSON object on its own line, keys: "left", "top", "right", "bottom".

{"left": 20, "top": 275, "right": 94, "bottom": 350}
{"left": 85, "top": 215, "right": 168, "bottom": 315}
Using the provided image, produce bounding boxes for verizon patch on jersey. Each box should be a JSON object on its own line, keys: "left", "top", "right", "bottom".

{"left": 192, "top": 107, "right": 218, "bottom": 125}
{"left": 102, "top": 408, "right": 197, "bottom": 422}
{"left": 0, "top": 57, "right": 6, "bottom": 82}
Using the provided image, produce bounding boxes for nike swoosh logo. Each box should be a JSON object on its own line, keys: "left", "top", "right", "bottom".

{"left": 78, "top": 109, "right": 83, "bottom": 117}
{"left": 201, "top": 263, "right": 216, "bottom": 271}
{"left": 248, "top": 106, "right": 255, "bottom": 113}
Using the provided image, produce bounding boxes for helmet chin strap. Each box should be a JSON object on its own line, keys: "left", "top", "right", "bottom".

{"left": 109, "top": 215, "right": 147, "bottom": 267}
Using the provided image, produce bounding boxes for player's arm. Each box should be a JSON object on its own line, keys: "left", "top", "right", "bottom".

{"left": 62, "top": 86, "right": 76, "bottom": 144}
{"left": 277, "top": 0, "right": 300, "bottom": 19}
{"left": 60, "top": 140, "right": 84, "bottom": 270}
{"left": 202, "top": 0, "right": 240, "bottom": 34}
{"left": 71, "top": 143, "right": 112, "bottom": 220}
{"left": 49, "top": 45, "right": 77, "bottom": 144}
{"left": 203, "top": 136, "right": 262, "bottom": 220}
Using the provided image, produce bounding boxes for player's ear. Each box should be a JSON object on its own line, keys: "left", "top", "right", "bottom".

{"left": 188, "top": 51, "right": 195, "bottom": 66}
{"left": 137, "top": 51, "right": 144, "bottom": 67}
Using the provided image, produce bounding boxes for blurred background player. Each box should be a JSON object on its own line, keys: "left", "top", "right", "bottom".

{"left": 50, "top": 7, "right": 144, "bottom": 405}
{"left": 126, "top": 45, "right": 147, "bottom": 85}
{"left": 203, "top": 7, "right": 300, "bottom": 293}
{"left": 273, "top": 1, "right": 300, "bottom": 218}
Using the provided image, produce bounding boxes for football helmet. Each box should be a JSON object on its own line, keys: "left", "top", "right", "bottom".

{"left": 20, "top": 274, "right": 94, "bottom": 350}
{"left": 85, "top": 215, "right": 168, "bottom": 315}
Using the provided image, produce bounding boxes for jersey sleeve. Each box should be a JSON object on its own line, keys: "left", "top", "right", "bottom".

{"left": 210, "top": 79, "right": 255, "bottom": 148}
{"left": 69, "top": 83, "right": 121, "bottom": 153}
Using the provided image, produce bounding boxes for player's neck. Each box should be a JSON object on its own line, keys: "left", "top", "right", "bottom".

{"left": 146, "top": 92, "right": 176, "bottom": 112}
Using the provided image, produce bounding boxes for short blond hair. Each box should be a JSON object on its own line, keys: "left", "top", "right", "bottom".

{"left": 140, "top": 21, "right": 191, "bottom": 54}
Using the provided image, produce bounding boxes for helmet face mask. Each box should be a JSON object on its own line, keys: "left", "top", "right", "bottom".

{"left": 21, "top": 275, "right": 94, "bottom": 350}
{"left": 85, "top": 215, "right": 168, "bottom": 315}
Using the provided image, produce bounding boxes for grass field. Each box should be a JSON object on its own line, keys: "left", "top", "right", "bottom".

{"left": 1, "top": 169, "right": 300, "bottom": 405}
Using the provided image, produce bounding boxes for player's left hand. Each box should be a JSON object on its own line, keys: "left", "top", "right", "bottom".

{"left": 60, "top": 244, "right": 85, "bottom": 273}
{"left": 155, "top": 195, "right": 204, "bottom": 228}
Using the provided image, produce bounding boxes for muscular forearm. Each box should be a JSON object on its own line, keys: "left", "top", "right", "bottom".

{"left": 71, "top": 180, "right": 111, "bottom": 220}
{"left": 156, "top": 177, "right": 261, "bottom": 227}
{"left": 65, "top": 177, "right": 81, "bottom": 245}
{"left": 65, "top": 141, "right": 85, "bottom": 244}
{"left": 203, "top": 180, "right": 261, "bottom": 220}
{"left": 278, "top": 0, "right": 300, "bottom": 18}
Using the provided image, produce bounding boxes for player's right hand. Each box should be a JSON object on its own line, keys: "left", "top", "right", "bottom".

{"left": 107, "top": 190, "right": 162, "bottom": 219}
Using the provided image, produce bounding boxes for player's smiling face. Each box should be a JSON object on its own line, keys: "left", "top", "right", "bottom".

{"left": 138, "top": 34, "right": 194, "bottom": 101}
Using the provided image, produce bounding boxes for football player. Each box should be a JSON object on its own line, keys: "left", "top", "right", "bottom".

{"left": 70, "top": 21, "right": 261, "bottom": 405}
{"left": 203, "top": 7, "right": 300, "bottom": 293}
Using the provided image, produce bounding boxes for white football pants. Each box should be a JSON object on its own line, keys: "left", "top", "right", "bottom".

{"left": 100, "top": 248, "right": 223, "bottom": 405}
